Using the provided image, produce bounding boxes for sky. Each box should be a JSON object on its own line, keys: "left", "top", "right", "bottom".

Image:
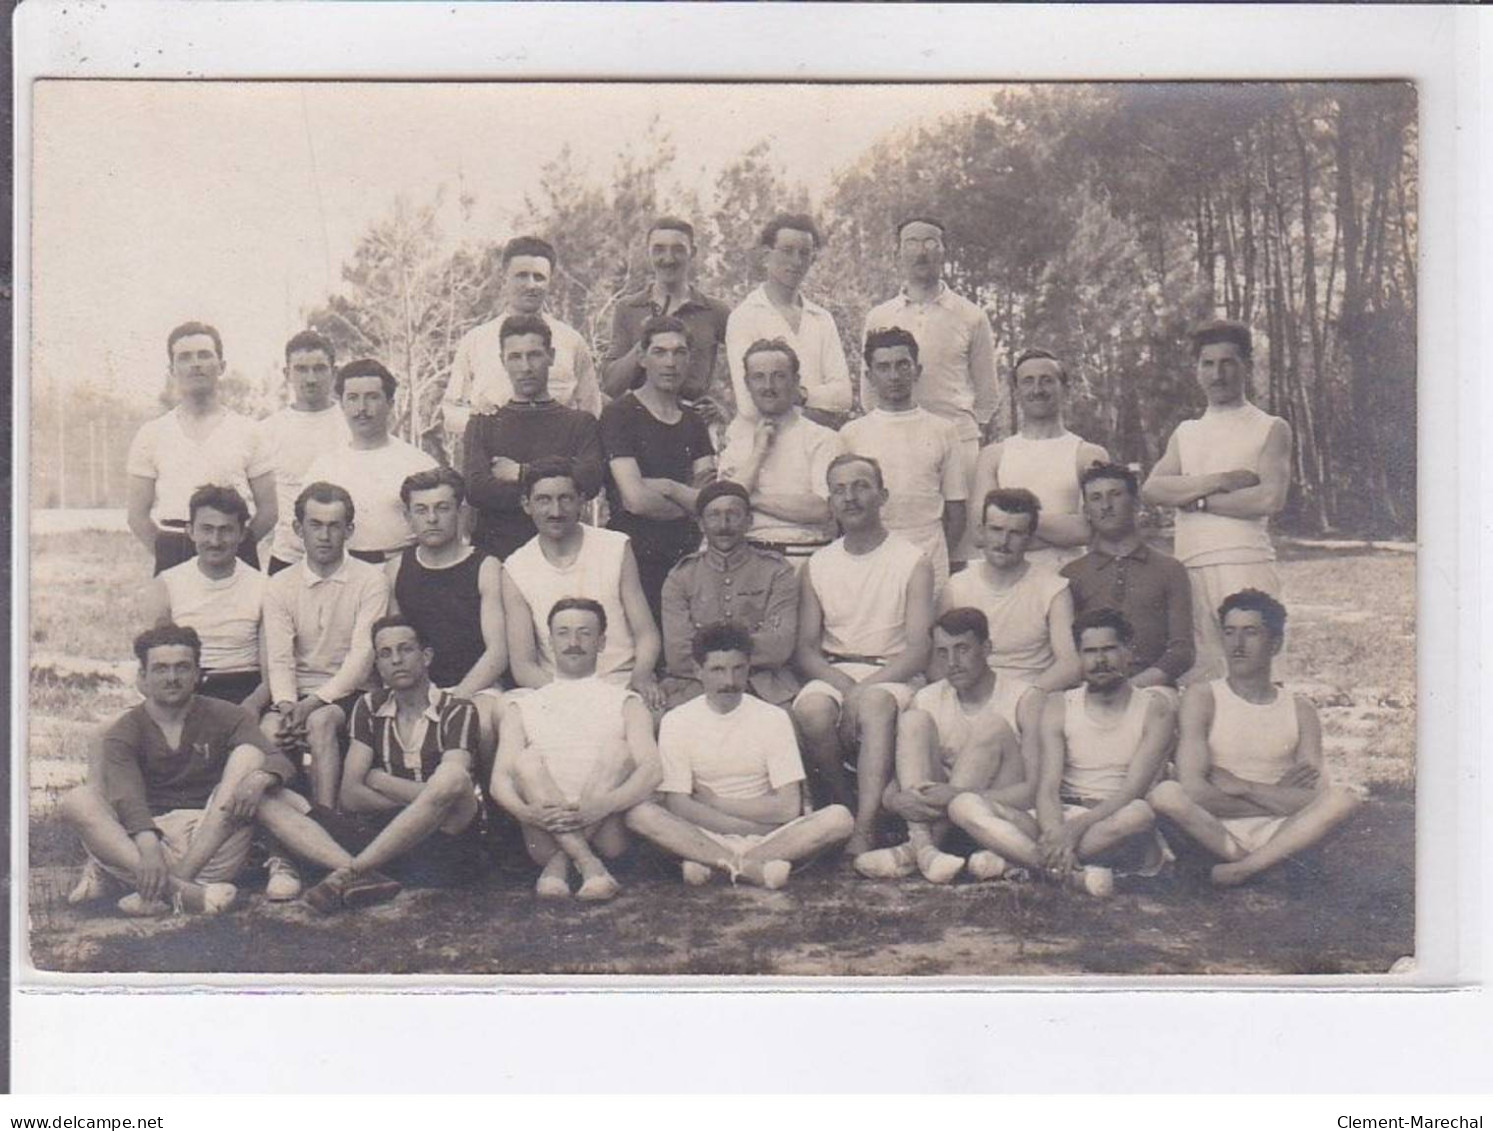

{"left": 30, "top": 80, "right": 1001, "bottom": 408}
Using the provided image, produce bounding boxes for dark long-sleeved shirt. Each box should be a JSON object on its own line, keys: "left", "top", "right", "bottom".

{"left": 101, "top": 696, "right": 295, "bottom": 836}
{"left": 462, "top": 399, "right": 603, "bottom": 561}
{"left": 1060, "top": 540, "right": 1195, "bottom": 683}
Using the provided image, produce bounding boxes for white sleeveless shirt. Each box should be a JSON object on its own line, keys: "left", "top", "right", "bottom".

{"left": 1207, "top": 678, "right": 1300, "bottom": 783}
{"left": 516, "top": 676, "right": 637, "bottom": 803}
{"left": 941, "top": 562, "right": 1067, "bottom": 683}
{"left": 999, "top": 430, "right": 1084, "bottom": 517}
{"left": 505, "top": 527, "right": 637, "bottom": 680}
{"left": 1174, "top": 402, "right": 1280, "bottom": 566}
{"left": 161, "top": 559, "right": 266, "bottom": 672}
{"left": 1061, "top": 686, "right": 1148, "bottom": 802}
{"left": 807, "top": 533, "right": 926, "bottom": 660}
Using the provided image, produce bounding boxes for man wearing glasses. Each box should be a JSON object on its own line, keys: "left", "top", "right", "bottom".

{"left": 724, "top": 213, "right": 853, "bottom": 429}
{"left": 862, "top": 218, "right": 998, "bottom": 571}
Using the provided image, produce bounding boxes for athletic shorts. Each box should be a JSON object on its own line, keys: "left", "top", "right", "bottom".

{"left": 793, "top": 662, "right": 915, "bottom": 713}
{"left": 1221, "top": 814, "right": 1287, "bottom": 855}
{"left": 198, "top": 669, "right": 262, "bottom": 704}
{"left": 697, "top": 810, "right": 818, "bottom": 857}
{"left": 94, "top": 793, "right": 254, "bottom": 886}
{"left": 317, "top": 807, "right": 481, "bottom": 888}
{"left": 1186, "top": 559, "right": 1283, "bottom": 682}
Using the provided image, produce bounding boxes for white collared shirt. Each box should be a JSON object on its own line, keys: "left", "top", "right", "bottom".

{"left": 263, "top": 554, "right": 389, "bottom": 703}
{"left": 725, "top": 285, "right": 853, "bottom": 421}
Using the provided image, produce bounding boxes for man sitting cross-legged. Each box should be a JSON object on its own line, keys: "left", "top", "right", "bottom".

{"left": 1148, "top": 589, "right": 1359, "bottom": 886}
{"left": 489, "top": 598, "right": 663, "bottom": 901}
{"left": 61, "top": 625, "right": 299, "bottom": 916}
{"left": 284, "top": 616, "right": 484, "bottom": 912}
{"left": 855, "top": 607, "right": 1041, "bottom": 885}
{"left": 627, "top": 623, "right": 853, "bottom": 888}
{"left": 949, "top": 608, "right": 1172, "bottom": 897}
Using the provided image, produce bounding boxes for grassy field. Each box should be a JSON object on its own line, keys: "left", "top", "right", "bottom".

{"left": 24, "top": 531, "right": 1416, "bottom": 977}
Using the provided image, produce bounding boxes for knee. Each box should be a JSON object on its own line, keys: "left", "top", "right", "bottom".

{"left": 1323, "top": 786, "right": 1362, "bottom": 822}
{"left": 1147, "top": 779, "right": 1188, "bottom": 816}
{"left": 58, "top": 783, "right": 102, "bottom": 826}
{"left": 946, "top": 791, "right": 985, "bottom": 830}
{"left": 623, "top": 799, "right": 663, "bottom": 835}
{"left": 820, "top": 804, "right": 855, "bottom": 839}
{"left": 223, "top": 742, "right": 266, "bottom": 777}
{"left": 427, "top": 762, "right": 474, "bottom": 805}
{"left": 793, "top": 698, "right": 839, "bottom": 740}
{"left": 856, "top": 691, "right": 897, "bottom": 727}
{"left": 306, "top": 707, "right": 342, "bottom": 744}
{"left": 1119, "top": 798, "right": 1155, "bottom": 833}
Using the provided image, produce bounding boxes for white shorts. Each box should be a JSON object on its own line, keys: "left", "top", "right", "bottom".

{"left": 793, "top": 662, "right": 916, "bottom": 713}
{"left": 1222, "top": 814, "right": 1287, "bottom": 854}
{"left": 1186, "top": 559, "right": 1283, "bottom": 682}
{"left": 698, "top": 810, "right": 819, "bottom": 856}
{"left": 94, "top": 794, "right": 254, "bottom": 887}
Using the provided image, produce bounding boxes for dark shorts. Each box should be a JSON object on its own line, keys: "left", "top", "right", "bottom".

{"left": 153, "top": 526, "right": 261, "bottom": 576}
{"left": 317, "top": 806, "right": 482, "bottom": 888}
{"left": 198, "top": 669, "right": 262, "bottom": 704}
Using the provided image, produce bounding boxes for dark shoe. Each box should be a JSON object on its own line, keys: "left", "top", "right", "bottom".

{"left": 303, "top": 868, "right": 354, "bottom": 914}
{"left": 340, "top": 868, "right": 402, "bottom": 909}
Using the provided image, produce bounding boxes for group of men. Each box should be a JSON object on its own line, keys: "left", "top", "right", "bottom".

{"left": 61, "top": 211, "right": 1359, "bottom": 921}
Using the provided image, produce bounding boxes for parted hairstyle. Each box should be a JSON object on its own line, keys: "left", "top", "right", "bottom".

{"left": 863, "top": 326, "right": 920, "bottom": 368}
{"left": 691, "top": 621, "right": 754, "bottom": 665}
{"left": 370, "top": 613, "right": 431, "bottom": 649}
{"left": 187, "top": 484, "right": 250, "bottom": 528}
{"left": 742, "top": 337, "right": 801, "bottom": 379}
{"left": 648, "top": 216, "right": 696, "bottom": 246}
{"left": 502, "top": 236, "right": 557, "bottom": 268}
{"left": 933, "top": 606, "right": 990, "bottom": 644}
{"left": 1071, "top": 606, "right": 1134, "bottom": 648}
{"left": 1190, "top": 319, "right": 1253, "bottom": 362}
{"left": 547, "top": 596, "right": 607, "bottom": 634}
{"left": 335, "top": 358, "right": 397, "bottom": 399}
{"left": 133, "top": 623, "right": 202, "bottom": 668}
{"left": 638, "top": 314, "right": 691, "bottom": 355}
{"left": 826, "top": 452, "right": 886, "bottom": 493}
{"left": 1219, "top": 588, "right": 1287, "bottom": 639}
{"left": 295, "top": 480, "right": 356, "bottom": 525}
{"left": 1012, "top": 347, "right": 1068, "bottom": 386}
{"left": 401, "top": 465, "right": 467, "bottom": 507}
{"left": 284, "top": 329, "right": 335, "bottom": 365}
{"left": 520, "top": 455, "right": 582, "bottom": 498}
{"left": 1078, "top": 461, "right": 1140, "bottom": 497}
{"left": 167, "top": 321, "right": 223, "bottom": 362}
{"left": 499, "top": 313, "right": 553, "bottom": 351}
{"left": 982, "top": 486, "right": 1041, "bottom": 531}
{"left": 760, "top": 212, "right": 821, "bottom": 250}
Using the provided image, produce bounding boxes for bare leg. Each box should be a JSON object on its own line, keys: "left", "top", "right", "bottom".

{"left": 514, "top": 747, "right": 618, "bottom": 898}
{"left": 473, "top": 694, "right": 503, "bottom": 791}
{"left": 848, "top": 689, "right": 900, "bottom": 854}
{"left": 172, "top": 744, "right": 263, "bottom": 881}
{"left": 353, "top": 764, "right": 479, "bottom": 874}
{"left": 304, "top": 703, "right": 347, "bottom": 810}
{"left": 1075, "top": 799, "right": 1156, "bottom": 862}
{"left": 255, "top": 793, "right": 356, "bottom": 871}
{"left": 891, "top": 710, "right": 943, "bottom": 855}
{"left": 793, "top": 695, "right": 854, "bottom": 814}
{"left": 624, "top": 801, "right": 737, "bottom": 873}
{"left": 1148, "top": 780, "right": 1243, "bottom": 861}
{"left": 947, "top": 792, "right": 1043, "bottom": 869}
{"left": 58, "top": 785, "right": 212, "bottom": 908}
{"left": 1213, "top": 787, "right": 1360, "bottom": 886}
{"left": 740, "top": 805, "right": 855, "bottom": 877}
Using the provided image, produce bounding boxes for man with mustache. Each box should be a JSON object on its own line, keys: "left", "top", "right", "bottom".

{"left": 1148, "top": 590, "right": 1359, "bottom": 886}
{"left": 126, "top": 321, "right": 277, "bottom": 575}
{"left": 490, "top": 598, "right": 663, "bottom": 901}
{"left": 258, "top": 330, "right": 350, "bottom": 575}
{"left": 842, "top": 326, "right": 968, "bottom": 592}
{"left": 1142, "top": 320, "right": 1292, "bottom": 682}
{"left": 862, "top": 217, "right": 998, "bottom": 571}
{"left": 443, "top": 236, "right": 601, "bottom": 462}
{"left": 724, "top": 214, "right": 853, "bottom": 429}
{"left": 793, "top": 454, "right": 935, "bottom": 856}
{"left": 626, "top": 622, "right": 853, "bottom": 888}
{"left": 302, "top": 359, "right": 438, "bottom": 565}
{"left": 949, "top": 608, "right": 1172, "bottom": 897}
{"left": 969, "top": 349, "right": 1109, "bottom": 574}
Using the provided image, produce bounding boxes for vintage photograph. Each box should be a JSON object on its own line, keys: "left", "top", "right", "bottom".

{"left": 23, "top": 79, "right": 1416, "bottom": 978}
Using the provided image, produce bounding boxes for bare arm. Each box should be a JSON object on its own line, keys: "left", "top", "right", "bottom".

{"left": 976, "top": 723, "right": 1030, "bottom": 809}
{"left": 983, "top": 687, "right": 1045, "bottom": 810}
{"left": 1175, "top": 683, "right": 1272, "bottom": 818}
{"left": 942, "top": 500, "right": 967, "bottom": 560}
{"left": 1221, "top": 696, "right": 1323, "bottom": 816}
{"left": 448, "top": 557, "right": 509, "bottom": 699}
{"left": 663, "top": 790, "right": 776, "bottom": 837}
{"left": 126, "top": 475, "right": 160, "bottom": 554}
{"left": 1032, "top": 441, "right": 1108, "bottom": 549}
{"left": 489, "top": 698, "right": 539, "bottom": 823}
{"left": 500, "top": 572, "right": 551, "bottom": 690}
{"left": 694, "top": 781, "right": 801, "bottom": 826}
{"left": 857, "top": 557, "right": 934, "bottom": 689}
{"left": 1141, "top": 430, "right": 1259, "bottom": 508}
{"left": 793, "top": 566, "right": 853, "bottom": 692}
{"left": 968, "top": 441, "right": 1002, "bottom": 528}
{"left": 339, "top": 739, "right": 403, "bottom": 813}
{"left": 246, "top": 470, "right": 278, "bottom": 543}
{"left": 1203, "top": 419, "right": 1292, "bottom": 518}
{"left": 584, "top": 698, "right": 664, "bottom": 821}
{"left": 619, "top": 545, "right": 663, "bottom": 697}
{"left": 1032, "top": 587, "right": 1082, "bottom": 692}
{"left": 1063, "top": 694, "right": 1174, "bottom": 841}
{"left": 1033, "top": 694, "right": 1068, "bottom": 839}
{"left": 143, "top": 578, "right": 173, "bottom": 626}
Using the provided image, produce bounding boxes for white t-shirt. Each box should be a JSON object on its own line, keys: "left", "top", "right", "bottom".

{"left": 842, "top": 407, "right": 966, "bottom": 531}
{"left": 257, "top": 405, "right": 351, "bottom": 563}
{"left": 658, "top": 694, "right": 805, "bottom": 799}
{"left": 125, "top": 408, "right": 272, "bottom": 525}
{"left": 807, "top": 533, "right": 926, "bottom": 660}
{"left": 516, "top": 676, "right": 638, "bottom": 804}
{"left": 302, "top": 437, "right": 438, "bottom": 555}
{"left": 504, "top": 526, "right": 637, "bottom": 681}
{"left": 160, "top": 559, "right": 266, "bottom": 672}
{"left": 940, "top": 562, "right": 1067, "bottom": 682}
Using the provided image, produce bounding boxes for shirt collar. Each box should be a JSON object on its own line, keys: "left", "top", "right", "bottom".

{"left": 300, "top": 556, "right": 351, "bottom": 588}
{"left": 747, "top": 284, "right": 830, "bottom": 318}
{"left": 625, "top": 285, "right": 709, "bottom": 315}
{"left": 705, "top": 541, "right": 753, "bottom": 572}
{"left": 1092, "top": 539, "right": 1152, "bottom": 566}
{"left": 373, "top": 682, "right": 446, "bottom": 721}
{"left": 896, "top": 280, "right": 950, "bottom": 305}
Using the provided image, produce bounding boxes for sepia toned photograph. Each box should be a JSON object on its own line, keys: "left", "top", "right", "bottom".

{"left": 23, "top": 78, "right": 1417, "bottom": 980}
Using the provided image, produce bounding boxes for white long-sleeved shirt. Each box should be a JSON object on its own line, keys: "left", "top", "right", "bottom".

{"left": 725, "top": 285, "right": 852, "bottom": 422}
{"left": 263, "top": 555, "right": 389, "bottom": 704}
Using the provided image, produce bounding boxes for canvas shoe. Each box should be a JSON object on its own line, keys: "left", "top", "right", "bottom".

{"left": 758, "top": 860, "right": 792, "bottom": 891}
{"left": 853, "top": 842, "right": 917, "bottom": 880}
{"left": 67, "top": 858, "right": 118, "bottom": 905}
{"left": 576, "top": 872, "right": 621, "bottom": 902}
{"left": 916, "top": 846, "right": 965, "bottom": 885}
{"left": 681, "top": 861, "right": 713, "bottom": 887}
{"left": 536, "top": 856, "right": 571, "bottom": 899}
{"left": 1070, "top": 865, "right": 1115, "bottom": 898}
{"left": 967, "top": 850, "right": 1008, "bottom": 881}
{"left": 265, "top": 856, "right": 303, "bottom": 902}
{"left": 117, "top": 892, "right": 172, "bottom": 917}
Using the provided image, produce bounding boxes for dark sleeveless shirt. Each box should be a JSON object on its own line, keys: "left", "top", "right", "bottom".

{"left": 394, "top": 546, "right": 489, "bottom": 689}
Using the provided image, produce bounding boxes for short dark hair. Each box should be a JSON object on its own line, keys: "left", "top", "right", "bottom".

{"left": 371, "top": 614, "right": 429, "bottom": 649}
{"left": 638, "top": 314, "right": 690, "bottom": 355}
{"left": 401, "top": 466, "right": 467, "bottom": 507}
{"left": 499, "top": 313, "right": 552, "bottom": 351}
{"left": 548, "top": 596, "right": 606, "bottom": 634}
{"left": 827, "top": 452, "right": 885, "bottom": 493}
{"left": 335, "top": 358, "right": 397, "bottom": 399}
{"left": 187, "top": 484, "right": 250, "bottom": 528}
{"left": 933, "top": 606, "right": 990, "bottom": 645}
{"left": 691, "top": 621, "right": 753, "bottom": 665}
{"left": 1079, "top": 461, "right": 1140, "bottom": 498}
{"left": 521, "top": 455, "right": 582, "bottom": 497}
{"left": 284, "top": 329, "right": 335, "bottom": 365}
{"left": 167, "top": 321, "right": 222, "bottom": 362}
{"left": 1219, "top": 588, "right": 1287, "bottom": 639}
{"left": 1190, "top": 319, "right": 1253, "bottom": 363}
{"left": 896, "top": 216, "right": 946, "bottom": 240}
{"left": 863, "top": 326, "right": 920, "bottom": 368}
{"left": 742, "top": 337, "right": 801, "bottom": 379}
{"left": 1072, "top": 606, "right": 1134, "bottom": 648}
{"left": 982, "top": 487, "right": 1041, "bottom": 532}
{"left": 133, "top": 623, "right": 202, "bottom": 669}
{"left": 502, "top": 236, "right": 557, "bottom": 268}
{"left": 295, "top": 480, "right": 355, "bottom": 524}
{"left": 648, "top": 216, "right": 695, "bottom": 246}
{"left": 1012, "top": 347, "right": 1068, "bottom": 386}
{"left": 760, "top": 212, "right": 821, "bottom": 250}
